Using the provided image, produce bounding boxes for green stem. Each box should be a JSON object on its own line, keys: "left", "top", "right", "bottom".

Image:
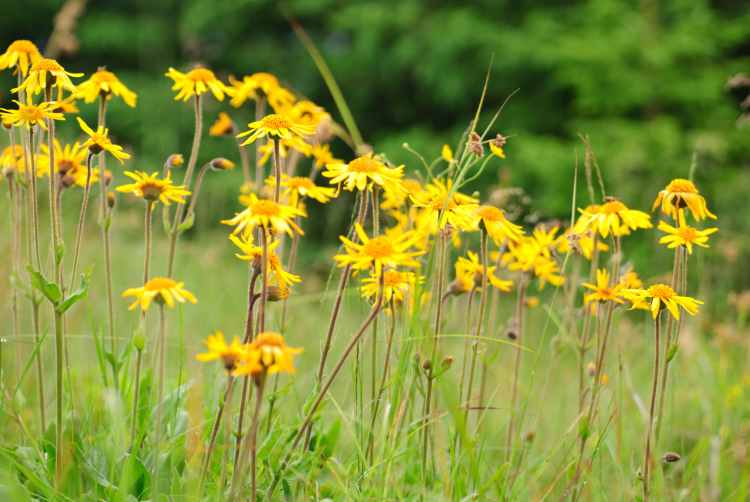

{"left": 643, "top": 314, "right": 661, "bottom": 501}
{"left": 68, "top": 152, "right": 95, "bottom": 289}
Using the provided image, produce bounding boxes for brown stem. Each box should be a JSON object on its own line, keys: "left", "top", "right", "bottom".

{"left": 643, "top": 314, "right": 661, "bottom": 501}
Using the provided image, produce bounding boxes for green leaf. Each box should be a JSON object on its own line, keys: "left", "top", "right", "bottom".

{"left": 666, "top": 344, "right": 679, "bottom": 363}
{"left": 177, "top": 212, "right": 194, "bottom": 233}
{"left": 27, "top": 267, "right": 62, "bottom": 305}
{"left": 56, "top": 274, "right": 90, "bottom": 314}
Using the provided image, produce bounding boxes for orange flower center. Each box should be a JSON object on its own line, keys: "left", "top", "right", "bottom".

{"left": 19, "top": 105, "right": 44, "bottom": 122}
{"left": 363, "top": 237, "right": 394, "bottom": 259}
{"left": 252, "top": 199, "right": 280, "bottom": 217}
{"left": 677, "top": 226, "right": 698, "bottom": 241}
{"left": 261, "top": 114, "right": 291, "bottom": 130}
{"left": 145, "top": 277, "right": 177, "bottom": 291}
{"left": 383, "top": 270, "right": 405, "bottom": 287}
{"left": 601, "top": 200, "right": 626, "bottom": 214}
{"left": 348, "top": 156, "right": 382, "bottom": 173}
{"left": 187, "top": 67, "right": 216, "bottom": 82}
{"left": 648, "top": 284, "right": 676, "bottom": 300}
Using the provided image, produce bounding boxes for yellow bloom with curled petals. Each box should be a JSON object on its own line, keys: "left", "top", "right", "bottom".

{"left": 122, "top": 277, "right": 197, "bottom": 311}
{"left": 0, "top": 40, "right": 41, "bottom": 76}
{"left": 237, "top": 113, "right": 314, "bottom": 146}
{"left": 0, "top": 101, "right": 64, "bottom": 130}
{"left": 456, "top": 251, "right": 513, "bottom": 292}
{"left": 288, "top": 100, "right": 329, "bottom": 130}
{"left": 411, "top": 178, "right": 478, "bottom": 231}
{"left": 556, "top": 228, "right": 609, "bottom": 260}
{"left": 209, "top": 112, "right": 235, "bottom": 136}
{"left": 658, "top": 216, "right": 717, "bottom": 255}
{"left": 267, "top": 86, "right": 296, "bottom": 113}
{"left": 229, "top": 233, "right": 301, "bottom": 289}
{"left": 652, "top": 178, "right": 716, "bottom": 221}
{"left": 76, "top": 117, "right": 130, "bottom": 163}
{"left": 14, "top": 57, "right": 82, "bottom": 96}
{"left": 196, "top": 331, "right": 246, "bottom": 372}
{"left": 222, "top": 192, "right": 305, "bottom": 237}
{"left": 279, "top": 175, "right": 336, "bottom": 206}
{"left": 382, "top": 178, "right": 423, "bottom": 211}
{"left": 76, "top": 69, "right": 137, "bottom": 107}
{"left": 0, "top": 145, "right": 26, "bottom": 174}
{"left": 360, "top": 269, "right": 419, "bottom": 304}
{"left": 574, "top": 198, "right": 652, "bottom": 238}
{"left": 166, "top": 66, "right": 227, "bottom": 102}
{"left": 582, "top": 269, "right": 625, "bottom": 309}
{"left": 335, "top": 224, "right": 423, "bottom": 274}
{"left": 116, "top": 171, "right": 190, "bottom": 205}
{"left": 311, "top": 144, "right": 342, "bottom": 170}
{"left": 475, "top": 205, "right": 524, "bottom": 244}
{"left": 38, "top": 140, "right": 101, "bottom": 187}
{"left": 323, "top": 153, "right": 405, "bottom": 194}
{"left": 622, "top": 283, "right": 702, "bottom": 320}
{"left": 233, "top": 332, "right": 302, "bottom": 377}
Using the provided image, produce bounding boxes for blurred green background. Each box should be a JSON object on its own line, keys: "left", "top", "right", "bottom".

{"left": 2, "top": 0, "right": 749, "bottom": 302}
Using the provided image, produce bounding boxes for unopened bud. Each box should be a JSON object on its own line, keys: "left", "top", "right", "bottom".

{"left": 422, "top": 359, "right": 432, "bottom": 372}
{"left": 167, "top": 153, "right": 184, "bottom": 168}
{"left": 506, "top": 319, "right": 520, "bottom": 340}
{"left": 211, "top": 157, "right": 235, "bottom": 171}
{"left": 587, "top": 362, "right": 597, "bottom": 377}
{"left": 107, "top": 192, "right": 116, "bottom": 209}
{"left": 662, "top": 452, "right": 681, "bottom": 463}
{"left": 524, "top": 431, "right": 536, "bottom": 443}
{"left": 103, "top": 170, "right": 113, "bottom": 186}
{"left": 132, "top": 333, "right": 146, "bottom": 351}
{"left": 266, "top": 286, "right": 289, "bottom": 302}
{"left": 441, "top": 356, "right": 454, "bottom": 370}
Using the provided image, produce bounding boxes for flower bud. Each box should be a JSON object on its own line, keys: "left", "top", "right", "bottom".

{"left": 61, "top": 174, "right": 76, "bottom": 189}
{"left": 167, "top": 153, "right": 184, "bottom": 169}
{"left": 210, "top": 157, "right": 235, "bottom": 171}
{"left": 103, "top": 170, "right": 113, "bottom": 187}
{"left": 267, "top": 286, "right": 290, "bottom": 302}
{"left": 441, "top": 356, "right": 454, "bottom": 370}
{"left": 107, "top": 192, "right": 116, "bottom": 209}
{"left": 422, "top": 359, "right": 432, "bottom": 372}
{"left": 132, "top": 333, "right": 146, "bottom": 351}
{"left": 662, "top": 452, "right": 681, "bottom": 463}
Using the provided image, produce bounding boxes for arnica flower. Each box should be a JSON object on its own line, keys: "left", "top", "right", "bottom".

{"left": 229, "top": 233, "right": 301, "bottom": 289}
{"left": 658, "top": 217, "right": 718, "bottom": 255}
{"left": 311, "top": 143, "right": 342, "bottom": 170}
{"left": 381, "top": 178, "right": 423, "bottom": 211}
{"left": 411, "top": 178, "right": 479, "bottom": 231}
{"left": 532, "top": 255, "right": 566, "bottom": 289}
{"left": 226, "top": 75, "right": 260, "bottom": 108}
{"left": 288, "top": 100, "right": 330, "bottom": 130}
{"left": 360, "top": 269, "right": 418, "bottom": 304}
{"left": 618, "top": 271, "right": 649, "bottom": 310}
{"left": 116, "top": 171, "right": 190, "bottom": 205}
{"left": 277, "top": 175, "right": 337, "bottom": 206}
{"left": 13, "top": 57, "right": 82, "bottom": 96}
{"left": 0, "top": 145, "right": 25, "bottom": 175}
{"left": 0, "top": 40, "right": 41, "bottom": 76}
{"left": 222, "top": 192, "right": 305, "bottom": 237}
{"left": 652, "top": 178, "right": 716, "bottom": 221}
{"left": 623, "top": 283, "right": 703, "bottom": 320}
{"left": 237, "top": 113, "right": 315, "bottom": 147}
{"left": 257, "top": 137, "right": 311, "bottom": 167}
{"left": 335, "top": 223, "right": 423, "bottom": 274}
{"left": 267, "top": 86, "right": 297, "bottom": 114}
{"left": 122, "top": 277, "right": 198, "bottom": 311}
{"left": 456, "top": 251, "right": 513, "bottom": 292}
{"left": 165, "top": 66, "right": 227, "bottom": 102}
{"left": 196, "top": 331, "right": 246, "bottom": 372}
{"left": 556, "top": 228, "right": 609, "bottom": 260}
{"left": 489, "top": 133, "right": 507, "bottom": 159}
{"left": 582, "top": 269, "right": 625, "bottom": 311}
{"left": 475, "top": 205, "right": 524, "bottom": 244}
{"left": 209, "top": 112, "right": 235, "bottom": 136}
{"left": 38, "top": 140, "right": 103, "bottom": 187}
{"left": 76, "top": 69, "right": 137, "bottom": 107}
{"left": 76, "top": 117, "right": 131, "bottom": 163}
{"left": 574, "top": 198, "right": 652, "bottom": 239}
{"left": 323, "top": 153, "right": 405, "bottom": 194}
{"left": 232, "top": 332, "right": 302, "bottom": 378}
{"left": 0, "top": 101, "right": 64, "bottom": 130}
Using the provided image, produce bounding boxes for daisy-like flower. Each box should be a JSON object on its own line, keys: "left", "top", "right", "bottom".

{"left": 0, "top": 145, "right": 25, "bottom": 175}
{"left": 237, "top": 113, "right": 314, "bottom": 147}
{"left": 323, "top": 153, "right": 405, "bottom": 194}
{"left": 209, "top": 112, "right": 235, "bottom": 136}
{"left": 116, "top": 171, "right": 190, "bottom": 205}
{"left": 279, "top": 175, "right": 336, "bottom": 206}
{"left": 288, "top": 100, "right": 329, "bottom": 130}
{"left": 622, "top": 283, "right": 703, "bottom": 320}
{"left": 652, "top": 178, "right": 716, "bottom": 221}
{"left": 532, "top": 256, "right": 566, "bottom": 289}
{"left": 574, "top": 198, "right": 652, "bottom": 238}
{"left": 381, "top": 178, "right": 423, "bottom": 211}
{"left": 658, "top": 216, "right": 718, "bottom": 255}
{"left": 556, "top": 228, "right": 609, "bottom": 260}
{"left": 617, "top": 271, "right": 649, "bottom": 310}
{"left": 0, "top": 40, "right": 41, "bottom": 76}
{"left": 582, "top": 269, "right": 625, "bottom": 309}
{"left": 475, "top": 205, "right": 524, "bottom": 244}
{"left": 267, "top": 86, "right": 297, "bottom": 113}
{"left": 122, "top": 277, "right": 198, "bottom": 311}
{"left": 76, "top": 117, "right": 131, "bottom": 163}
{"left": 233, "top": 332, "right": 302, "bottom": 377}
{"left": 411, "top": 178, "right": 479, "bottom": 231}
{"left": 226, "top": 75, "right": 260, "bottom": 108}
{"left": 0, "top": 101, "right": 64, "bottom": 130}
{"left": 257, "top": 137, "right": 311, "bottom": 167}
{"left": 38, "top": 140, "right": 105, "bottom": 187}
{"left": 229, "top": 233, "right": 301, "bottom": 289}
{"left": 165, "top": 66, "right": 227, "bottom": 102}
{"left": 335, "top": 223, "right": 423, "bottom": 274}
{"left": 456, "top": 251, "right": 513, "bottom": 292}
{"left": 360, "top": 269, "right": 419, "bottom": 304}
{"left": 311, "top": 143, "right": 342, "bottom": 171}
{"left": 222, "top": 192, "right": 305, "bottom": 237}
{"left": 196, "top": 331, "right": 246, "bottom": 372}
{"left": 76, "top": 69, "right": 137, "bottom": 107}
{"left": 13, "top": 57, "right": 82, "bottom": 96}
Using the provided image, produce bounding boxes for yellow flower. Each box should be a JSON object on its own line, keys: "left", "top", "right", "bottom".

{"left": 311, "top": 143, "right": 342, "bottom": 170}
{"left": 489, "top": 142, "right": 505, "bottom": 159}
{"left": 267, "top": 86, "right": 297, "bottom": 113}
{"left": 13, "top": 57, "right": 82, "bottom": 96}
{"left": 582, "top": 269, "right": 625, "bottom": 308}
{"left": 76, "top": 117, "right": 131, "bottom": 163}
{"left": 411, "top": 178, "right": 478, "bottom": 231}
{"left": 360, "top": 269, "right": 418, "bottom": 304}
{"left": 574, "top": 199, "right": 652, "bottom": 238}
{"left": 249, "top": 72, "right": 281, "bottom": 95}
{"left": 658, "top": 217, "right": 717, "bottom": 255}
{"left": 38, "top": 140, "right": 103, "bottom": 187}
{"left": 524, "top": 296, "right": 540, "bottom": 308}
{"left": 323, "top": 153, "right": 405, "bottom": 194}
{"left": 456, "top": 251, "right": 513, "bottom": 292}
{"left": 196, "top": 331, "right": 246, "bottom": 372}
{"left": 229, "top": 233, "right": 302, "bottom": 289}
{"left": 0, "top": 145, "right": 25, "bottom": 174}
{"left": 441, "top": 144, "right": 453, "bottom": 162}
{"left": 381, "top": 178, "right": 423, "bottom": 211}
{"left": 233, "top": 332, "right": 302, "bottom": 377}
{"left": 0, "top": 40, "right": 42, "bottom": 76}
{"left": 280, "top": 175, "right": 337, "bottom": 206}
{"left": 116, "top": 171, "right": 190, "bottom": 205}
{"left": 76, "top": 69, "right": 137, "bottom": 107}
{"left": 0, "top": 101, "right": 64, "bottom": 130}
{"left": 532, "top": 256, "right": 565, "bottom": 289}
{"left": 288, "top": 100, "right": 329, "bottom": 130}
{"left": 209, "top": 112, "right": 235, "bottom": 136}
{"left": 475, "top": 205, "right": 524, "bottom": 244}
{"left": 226, "top": 75, "right": 259, "bottom": 108}
{"left": 222, "top": 192, "right": 305, "bottom": 237}
{"left": 122, "top": 277, "right": 198, "bottom": 311}
{"left": 257, "top": 137, "right": 311, "bottom": 167}
{"left": 623, "top": 283, "right": 703, "bottom": 320}
{"left": 237, "top": 113, "right": 314, "bottom": 146}
{"left": 556, "top": 228, "right": 609, "bottom": 260}
{"left": 652, "top": 178, "right": 716, "bottom": 221}
{"left": 335, "top": 223, "right": 423, "bottom": 274}
{"left": 165, "top": 66, "right": 227, "bottom": 102}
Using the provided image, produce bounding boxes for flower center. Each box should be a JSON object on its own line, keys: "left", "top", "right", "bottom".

{"left": 363, "top": 237, "right": 394, "bottom": 259}
{"left": 601, "top": 200, "right": 626, "bottom": 214}
{"left": 145, "top": 277, "right": 177, "bottom": 291}
{"left": 187, "top": 68, "right": 216, "bottom": 82}
{"left": 677, "top": 226, "right": 697, "bottom": 241}
{"left": 19, "top": 105, "right": 44, "bottom": 122}
{"left": 261, "top": 114, "right": 291, "bottom": 130}
{"left": 252, "top": 199, "right": 280, "bottom": 217}
{"left": 648, "top": 284, "right": 676, "bottom": 299}
{"left": 348, "top": 156, "right": 382, "bottom": 173}
{"left": 383, "top": 270, "right": 405, "bottom": 287}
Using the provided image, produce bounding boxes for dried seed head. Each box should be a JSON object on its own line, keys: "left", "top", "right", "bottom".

{"left": 492, "top": 133, "right": 507, "bottom": 148}
{"left": 468, "top": 132, "right": 484, "bottom": 156}
{"left": 266, "top": 286, "right": 290, "bottom": 302}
